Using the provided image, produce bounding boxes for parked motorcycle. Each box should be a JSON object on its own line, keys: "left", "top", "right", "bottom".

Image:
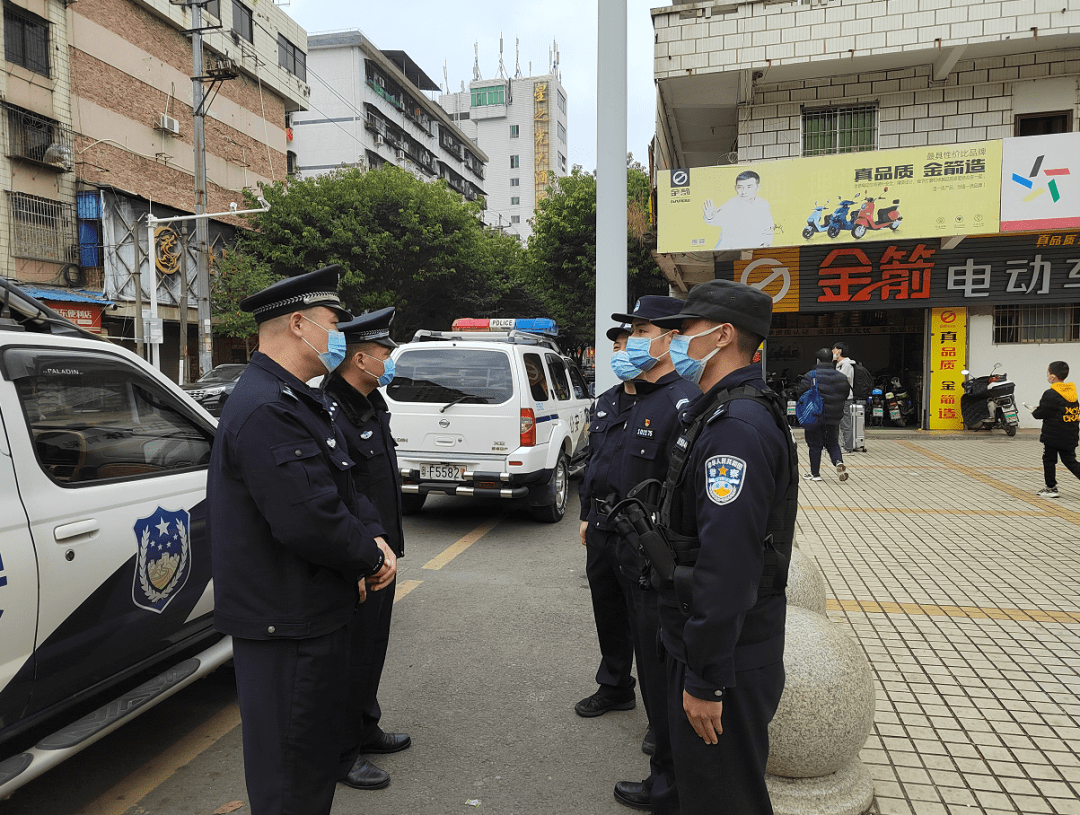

{"left": 851, "top": 192, "right": 902, "bottom": 239}
{"left": 887, "top": 376, "right": 915, "bottom": 426}
{"left": 802, "top": 200, "right": 832, "bottom": 239}
{"left": 826, "top": 196, "right": 861, "bottom": 239}
{"left": 869, "top": 386, "right": 885, "bottom": 427}
{"left": 960, "top": 365, "right": 1019, "bottom": 436}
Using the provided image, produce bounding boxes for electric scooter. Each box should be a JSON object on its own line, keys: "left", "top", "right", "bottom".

{"left": 869, "top": 386, "right": 885, "bottom": 427}
{"left": 802, "top": 200, "right": 832, "bottom": 239}
{"left": 852, "top": 192, "right": 902, "bottom": 239}
{"left": 826, "top": 196, "right": 861, "bottom": 238}
{"left": 960, "top": 365, "right": 1020, "bottom": 436}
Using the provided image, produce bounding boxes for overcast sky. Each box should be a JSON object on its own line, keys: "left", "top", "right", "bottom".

{"left": 285, "top": 0, "right": 660, "bottom": 172}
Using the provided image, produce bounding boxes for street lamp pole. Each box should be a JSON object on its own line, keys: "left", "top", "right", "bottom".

{"left": 595, "top": 0, "right": 628, "bottom": 395}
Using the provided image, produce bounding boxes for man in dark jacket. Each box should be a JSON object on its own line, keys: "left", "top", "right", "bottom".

{"left": 324, "top": 308, "right": 411, "bottom": 791}
{"left": 209, "top": 266, "right": 396, "bottom": 815}
{"left": 796, "top": 348, "right": 850, "bottom": 482}
{"left": 1031, "top": 360, "right": 1080, "bottom": 498}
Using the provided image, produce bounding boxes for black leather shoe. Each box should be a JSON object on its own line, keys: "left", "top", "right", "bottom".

{"left": 641, "top": 727, "right": 656, "bottom": 756}
{"left": 574, "top": 687, "right": 636, "bottom": 718}
{"left": 361, "top": 730, "right": 412, "bottom": 754}
{"left": 341, "top": 757, "right": 390, "bottom": 790}
{"left": 614, "top": 780, "right": 651, "bottom": 811}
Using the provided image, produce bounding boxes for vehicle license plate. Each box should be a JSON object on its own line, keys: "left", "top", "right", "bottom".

{"left": 421, "top": 463, "right": 466, "bottom": 481}
{"left": 873, "top": 407, "right": 884, "bottom": 417}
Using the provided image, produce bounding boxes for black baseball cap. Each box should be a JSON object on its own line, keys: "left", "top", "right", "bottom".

{"left": 651, "top": 279, "right": 773, "bottom": 339}
{"left": 240, "top": 264, "right": 351, "bottom": 324}
{"left": 611, "top": 295, "right": 686, "bottom": 326}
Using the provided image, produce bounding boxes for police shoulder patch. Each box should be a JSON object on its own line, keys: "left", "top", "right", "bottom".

{"left": 704, "top": 455, "right": 747, "bottom": 506}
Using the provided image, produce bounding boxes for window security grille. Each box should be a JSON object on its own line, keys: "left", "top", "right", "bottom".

{"left": 803, "top": 105, "right": 877, "bottom": 157}
{"left": 993, "top": 304, "right": 1080, "bottom": 344}
{"left": 5, "top": 104, "right": 73, "bottom": 170}
{"left": 7, "top": 191, "right": 77, "bottom": 263}
{"left": 4, "top": 4, "right": 49, "bottom": 77}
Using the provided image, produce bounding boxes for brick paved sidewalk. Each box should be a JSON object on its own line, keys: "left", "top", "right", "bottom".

{"left": 794, "top": 432, "right": 1080, "bottom": 815}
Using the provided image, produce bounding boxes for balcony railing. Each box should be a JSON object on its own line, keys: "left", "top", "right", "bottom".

{"left": 5, "top": 104, "right": 73, "bottom": 172}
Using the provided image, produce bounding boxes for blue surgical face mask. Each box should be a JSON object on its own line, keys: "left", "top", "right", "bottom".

{"left": 669, "top": 324, "right": 723, "bottom": 385}
{"left": 626, "top": 331, "right": 672, "bottom": 372}
{"left": 365, "top": 353, "right": 396, "bottom": 387}
{"left": 302, "top": 314, "right": 347, "bottom": 373}
{"left": 610, "top": 350, "right": 643, "bottom": 382}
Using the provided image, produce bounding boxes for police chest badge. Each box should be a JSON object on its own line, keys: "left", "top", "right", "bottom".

{"left": 132, "top": 507, "right": 192, "bottom": 613}
{"left": 704, "top": 455, "right": 747, "bottom": 506}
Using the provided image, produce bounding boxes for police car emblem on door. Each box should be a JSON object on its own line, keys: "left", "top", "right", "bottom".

{"left": 132, "top": 507, "right": 192, "bottom": 613}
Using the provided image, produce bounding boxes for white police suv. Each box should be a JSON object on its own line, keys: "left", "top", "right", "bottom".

{"left": 386, "top": 319, "right": 592, "bottom": 522}
{"left": 0, "top": 280, "right": 229, "bottom": 797}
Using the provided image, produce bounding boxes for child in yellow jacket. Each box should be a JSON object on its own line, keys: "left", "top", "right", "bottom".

{"left": 1031, "top": 360, "right": 1080, "bottom": 498}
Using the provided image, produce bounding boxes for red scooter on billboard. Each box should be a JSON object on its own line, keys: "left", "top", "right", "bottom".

{"left": 851, "top": 189, "right": 902, "bottom": 239}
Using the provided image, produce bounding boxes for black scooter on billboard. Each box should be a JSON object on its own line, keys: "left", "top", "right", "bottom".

{"left": 960, "top": 364, "right": 1020, "bottom": 436}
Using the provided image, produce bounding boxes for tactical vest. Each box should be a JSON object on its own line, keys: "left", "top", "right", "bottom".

{"left": 657, "top": 385, "right": 799, "bottom": 616}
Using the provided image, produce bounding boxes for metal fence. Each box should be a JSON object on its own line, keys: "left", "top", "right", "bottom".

{"left": 6, "top": 191, "right": 78, "bottom": 263}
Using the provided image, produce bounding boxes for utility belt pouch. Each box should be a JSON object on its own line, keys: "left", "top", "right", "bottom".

{"left": 673, "top": 564, "right": 695, "bottom": 616}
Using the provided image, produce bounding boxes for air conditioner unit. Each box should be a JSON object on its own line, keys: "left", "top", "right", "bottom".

{"left": 375, "top": 75, "right": 385, "bottom": 87}
{"left": 395, "top": 149, "right": 405, "bottom": 162}
{"left": 157, "top": 114, "right": 180, "bottom": 135}
{"left": 374, "top": 134, "right": 384, "bottom": 147}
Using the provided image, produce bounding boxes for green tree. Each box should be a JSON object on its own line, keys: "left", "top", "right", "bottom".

{"left": 525, "top": 156, "right": 667, "bottom": 355}
{"left": 210, "top": 250, "right": 280, "bottom": 356}
{"left": 217, "top": 164, "right": 530, "bottom": 340}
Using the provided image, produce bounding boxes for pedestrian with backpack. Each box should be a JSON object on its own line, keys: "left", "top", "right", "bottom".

{"left": 833, "top": 342, "right": 871, "bottom": 453}
{"left": 1031, "top": 360, "right": 1080, "bottom": 498}
{"left": 797, "top": 348, "right": 850, "bottom": 482}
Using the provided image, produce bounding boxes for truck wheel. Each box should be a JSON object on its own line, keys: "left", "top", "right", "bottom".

{"left": 531, "top": 453, "right": 569, "bottom": 523}
{"left": 401, "top": 492, "right": 427, "bottom": 515}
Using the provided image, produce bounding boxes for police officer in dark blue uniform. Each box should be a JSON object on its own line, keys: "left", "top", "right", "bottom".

{"left": 323, "top": 308, "right": 412, "bottom": 791}
{"left": 649, "top": 279, "right": 797, "bottom": 815}
{"left": 209, "top": 266, "right": 397, "bottom": 815}
{"left": 604, "top": 297, "right": 700, "bottom": 814}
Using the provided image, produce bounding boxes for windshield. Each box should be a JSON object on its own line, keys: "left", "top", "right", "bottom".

{"left": 386, "top": 348, "right": 514, "bottom": 405}
{"left": 195, "top": 365, "right": 246, "bottom": 386}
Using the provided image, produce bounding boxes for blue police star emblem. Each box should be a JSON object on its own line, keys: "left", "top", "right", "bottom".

{"left": 132, "top": 507, "right": 192, "bottom": 613}
{"left": 704, "top": 455, "right": 747, "bottom": 506}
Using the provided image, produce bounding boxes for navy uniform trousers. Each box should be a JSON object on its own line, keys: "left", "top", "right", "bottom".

{"left": 232, "top": 627, "right": 350, "bottom": 815}
{"left": 584, "top": 525, "right": 637, "bottom": 693}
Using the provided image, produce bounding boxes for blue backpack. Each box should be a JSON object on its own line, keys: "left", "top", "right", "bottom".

{"left": 796, "top": 370, "right": 824, "bottom": 427}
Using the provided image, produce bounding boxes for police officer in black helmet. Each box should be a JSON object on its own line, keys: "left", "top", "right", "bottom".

{"left": 322, "top": 308, "right": 412, "bottom": 791}
{"left": 208, "top": 266, "right": 397, "bottom": 815}
{"left": 648, "top": 279, "right": 798, "bottom": 815}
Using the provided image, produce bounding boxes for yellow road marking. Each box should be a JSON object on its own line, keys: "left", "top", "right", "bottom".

{"left": 422, "top": 515, "right": 503, "bottom": 570}
{"left": 801, "top": 504, "right": 1050, "bottom": 517}
{"left": 395, "top": 579, "right": 422, "bottom": 601}
{"left": 826, "top": 598, "right": 1080, "bottom": 624}
{"left": 78, "top": 703, "right": 242, "bottom": 815}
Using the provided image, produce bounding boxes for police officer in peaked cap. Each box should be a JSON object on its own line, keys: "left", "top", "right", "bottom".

{"left": 647, "top": 278, "right": 798, "bottom": 815}
{"left": 208, "top": 265, "right": 398, "bottom": 815}
{"left": 322, "top": 308, "right": 413, "bottom": 791}
{"left": 581, "top": 296, "right": 700, "bottom": 814}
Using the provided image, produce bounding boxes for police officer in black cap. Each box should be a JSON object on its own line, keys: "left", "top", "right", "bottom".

{"left": 647, "top": 279, "right": 798, "bottom": 815}
{"left": 322, "top": 308, "right": 412, "bottom": 791}
{"left": 209, "top": 265, "right": 397, "bottom": 815}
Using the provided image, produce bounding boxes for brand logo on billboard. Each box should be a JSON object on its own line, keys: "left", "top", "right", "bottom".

{"left": 671, "top": 169, "right": 690, "bottom": 187}
{"left": 1012, "top": 154, "right": 1070, "bottom": 204}
{"left": 739, "top": 258, "right": 791, "bottom": 304}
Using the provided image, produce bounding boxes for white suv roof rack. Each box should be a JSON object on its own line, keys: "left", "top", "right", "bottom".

{"left": 410, "top": 329, "right": 562, "bottom": 352}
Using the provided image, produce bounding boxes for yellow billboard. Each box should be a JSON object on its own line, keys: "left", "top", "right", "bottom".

{"left": 928, "top": 307, "right": 966, "bottom": 430}
{"left": 658, "top": 141, "right": 1003, "bottom": 253}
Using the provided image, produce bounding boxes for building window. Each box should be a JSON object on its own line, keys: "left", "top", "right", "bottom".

{"left": 510, "top": 124, "right": 519, "bottom": 138}
{"left": 557, "top": 122, "right": 566, "bottom": 144}
{"left": 278, "top": 34, "right": 306, "bottom": 81}
{"left": 511, "top": 215, "right": 521, "bottom": 224}
{"left": 557, "top": 90, "right": 567, "bottom": 114}
{"left": 205, "top": 0, "right": 220, "bottom": 17}
{"left": 4, "top": 4, "right": 50, "bottom": 77}
{"left": 6, "top": 191, "right": 77, "bottom": 263}
{"left": 5, "top": 104, "right": 73, "bottom": 171}
{"left": 510, "top": 196, "right": 520, "bottom": 205}
{"left": 993, "top": 304, "right": 1080, "bottom": 344}
{"left": 558, "top": 151, "right": 567, "bottom": 173}
{"left": 802, "top": 104, "right": 877, "bottom": 157}
{"left": 287, "top": 150, "right": 298, "bottom": 176}
{"left": 1015, "top": 111, "right": 1073, "bottom": 137}
{"left": 510, "top": 178, "right": 520, "bottom": 187}
{"left": 231, "top": 0, "right": 253, "bottom": 43}
{"left": 510, "top": 155, "right": 520, "bottom": 169}
{"left": 471, "top": 85, "right": 505, "bottom": 107}
{"left": 77, "top": 191, "right": 103, "bottom": 269}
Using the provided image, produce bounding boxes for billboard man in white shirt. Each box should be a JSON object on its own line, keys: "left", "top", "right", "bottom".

{"left": 702, "top": 171, "right": 775, "bottom": 250}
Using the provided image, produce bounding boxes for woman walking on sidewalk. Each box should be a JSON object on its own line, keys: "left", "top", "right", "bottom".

{"left": 796, "top": 348, "right": 851, "bottom": 482}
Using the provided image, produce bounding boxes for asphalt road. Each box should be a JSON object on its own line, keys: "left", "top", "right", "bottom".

{"left": 1, "top": 489, "right": 653, "bottom": 815}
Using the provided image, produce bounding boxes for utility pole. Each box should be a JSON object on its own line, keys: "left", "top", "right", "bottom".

{"left": 190, "top": 0, "right": 212, "bottom": 379}
{"left": 595, "top": 0, "right": 628, "bottom": 395}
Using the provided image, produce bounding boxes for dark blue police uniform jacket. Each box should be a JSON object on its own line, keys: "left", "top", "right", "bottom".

{"left": 323, "top": 373, "right": 404, "bottom": 556}
{"left": 661, "top": 365, "right": 791, "bottom": 700}
{"left": 579, "top": 382, "right": 637, "bottom": 530}
{"left": 209, "top": 352, "right": 386, "bottom": 640}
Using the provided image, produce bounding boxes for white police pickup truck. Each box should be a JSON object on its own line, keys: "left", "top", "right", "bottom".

{"left": 386, "top": 319, "right": 592, "bottom": 522}
{"left": 0, "top": 280, "right": 229, "bottom": 797}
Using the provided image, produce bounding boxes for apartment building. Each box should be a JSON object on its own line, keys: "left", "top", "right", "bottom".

{"left": 292, "top": 31, "right": 487, "bottom": 206}
{"left": 652, "top": 0, "right": 1079, "bottom": 430}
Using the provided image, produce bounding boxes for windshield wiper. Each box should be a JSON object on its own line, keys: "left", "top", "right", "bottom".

{"left": 440, "top": 395, "right": 471, "bottom": 413}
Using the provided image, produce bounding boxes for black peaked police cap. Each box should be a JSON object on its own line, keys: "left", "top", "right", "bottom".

{"left": 240, "top": 265, "right": 352, "bottom": 324}
{"left": 651, "top": 279, "right": 773, "bottom": 340}
{"left": 338, "top": 307, "right": 398, "bottom": 349}
{"left": 611, "top": 295, "right": 687, "bottom": 325}
{"left": 606, "top": 321, "right": 632, "bottom": 342}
